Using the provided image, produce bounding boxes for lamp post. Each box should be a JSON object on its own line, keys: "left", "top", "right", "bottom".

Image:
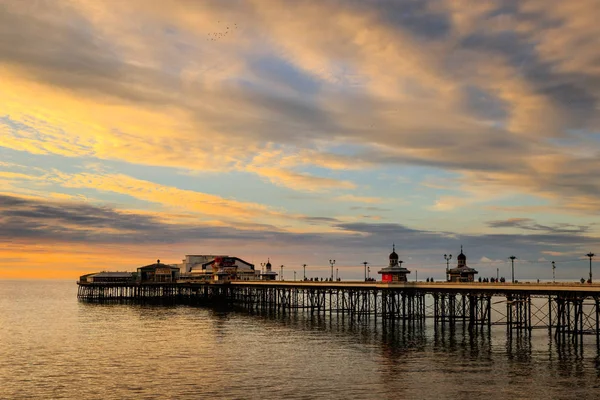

{"left": 294, "top": 271, "right": 296, "bottom": 281}
{"left": 261, "top": 262, "right": 266, "bottom": 275}
{"left": 509, "top": 256, "right": 517, "bottom": 283}
{"left": 363, "top": 261, "right": 368, "bottom": 281}
{"left": 552, "top": 261, "right": 556, "bottom": 283}
{"left": 303, "top": 264, "right": 307, "bottom": 281}
{"left": 329, "top": 259, "right": 336, "bottom": 281}
{"left": 280, "top": 265, "right": 284, "bottom": 281}
{"left": 336, "top": 268, "right": 338, "bottom": 281}
{"left": 586, "top": 252, "right": 595, "bottom": 283}
{"left": 444, "top": 254, "right": 452, "bottom": 282}
{"left": 367, "top": 266, "right": 371, "bottom": 280}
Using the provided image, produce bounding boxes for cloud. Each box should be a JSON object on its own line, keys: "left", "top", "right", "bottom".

{"left": 350, "top": 206, "right": 392, "bottom": 212}
{"left": 247, "top": 166, "right": 356, "bottom": 192}
{"left": 333, "top": 221, "right": 600, "bottom": 262}
{"left": 479, "top": 256, "right": 504, "bottom": 264}
{"left": 2, "top": 192, "right": 599, "bottom": 278}
{"left": 5, "top": 193, "right": 596, "bottom": 257}
{"left": 486, "top": 218, "right": 590, "bottom": 234}
{"left": 0, "top": 193, "right": 168, "bottom": 243}
{"left": 300, "top": 216, "right": 341, "bottom": 225}
{"left": 0, "top": 193, "right": 292, "bottom": 245}
{"left": 334, "top": 194, "right": 384, "bottom": 204}
{"left": 4, "top": 0, "right": 600, "bottom": 280}
{"left": 47, "top": 171, "right": 282, "bottom": 221}
{"left": 2, "top": 0, "right": 600, "bottom": 247}
{"left": 542, "top": 250, "right": 567, "bottom": 257}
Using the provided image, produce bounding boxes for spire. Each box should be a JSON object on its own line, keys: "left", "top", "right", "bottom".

{"left": 389, "top": 243, "right": 399, "bottom": 266}
{"left": 457, "top": 245, "right": 466, "bottom": 265}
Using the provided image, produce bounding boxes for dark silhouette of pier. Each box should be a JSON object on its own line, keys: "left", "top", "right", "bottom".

{"left": 78, "top": 280, "right": 600, "bottom": 347}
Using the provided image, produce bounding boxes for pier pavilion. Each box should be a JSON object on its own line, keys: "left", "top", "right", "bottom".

{"left": 180, "top": 254, "right": 228, "bottom": 273}
{"left": 185, "top": 256, "right": 259, "bottom": 281}
{"left": 202, "top": 256, "right": 258, "bottom": 281}
{"left": 378, "top": 245, "right": 410, "bottom": 282}
{"left": 79, "top": 272, "right": 134, "bottom": 283}
{"left": 137, "top": 260, "right": 180, "bottom": 283}
{"left": 448, "top": 247, "right": 478, "bottom": 282}
{"left": 261, "top": 259, "right": 278, "bottom": 281}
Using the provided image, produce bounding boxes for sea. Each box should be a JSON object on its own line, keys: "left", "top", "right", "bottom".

{"left": 1, "top": 280, "right": 600, "bottom": 399}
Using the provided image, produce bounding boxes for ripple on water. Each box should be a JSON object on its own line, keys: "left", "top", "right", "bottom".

{"left": 1, "top": 281, "right": 600, "bottom": 399}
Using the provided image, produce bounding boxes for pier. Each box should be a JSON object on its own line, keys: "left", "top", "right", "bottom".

{"left": 78, "top": 280, "right": 600, "bottom": 345}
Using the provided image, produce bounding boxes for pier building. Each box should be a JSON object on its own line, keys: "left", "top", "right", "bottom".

{"left": 378, "top": 245, "right": 410, "bottom": 282}
{"left": 261, "top": 259, "right": 278, "bottom": 281}
{"left": 191, "top": 256, "right": 259, "bottom": 281}
{"left": 180, "top": 254, "right": 228, "bottom": 273}
{"left": 448, "top": 247, "right": 478, "bottom": 282}
{"left": 137, "top": 260, "right": 180, "bottom": 283}
{"left": 79, "top": 272, "right": 134, "bottom": 283}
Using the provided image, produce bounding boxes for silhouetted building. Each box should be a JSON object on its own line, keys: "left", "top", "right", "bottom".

{"left": 80, "top": 272, "right": 134, "bottom": 283}
{"left": 448, "top": 246, "right": 478, "bottom": 282}
{"left": 378, "top": 244, "right": 410, "bottom": 282}
{"left": 137, "top": 260, "right": 180, "bottom": 283}
{"left": 261, "top": 259, "right": 278, "bottom": 281}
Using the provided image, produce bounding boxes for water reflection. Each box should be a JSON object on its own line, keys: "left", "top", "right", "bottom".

{"left": 78, "top": 300, "right": 600, "bottom": 367}
{"left": 232, "top": 307, "right": 600, "bottom": 370}
{"left": 229, "top": 308, "right": 600, "bottom": 397}
{"left": 5, "top": 280, "right": 600, "bottom": 399}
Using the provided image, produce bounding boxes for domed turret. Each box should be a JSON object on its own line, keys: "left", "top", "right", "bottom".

{"left": 261, "top": 258, "right": 278, "bottom": 281}
{"left": 448, "top": 245, "right": 478, "bottom": 282}
{"left": 379, "top": 243, "right": 410, "bottom": 282}
{"left": 389, "top": 244, "right": 398, "bottom": 260}
{"left": 389, "top": 244, "right": 399, "bottom": 267}
{"left": 457, "top": 245, "right": 466, "bottom": 267}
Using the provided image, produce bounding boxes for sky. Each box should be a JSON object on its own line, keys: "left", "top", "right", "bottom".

{"left": 1, "top": 0, "right": 600, "bottom": 280}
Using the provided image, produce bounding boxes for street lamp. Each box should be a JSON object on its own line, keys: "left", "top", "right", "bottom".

{"left": 336, "top": 268, "right": 338, "bottom": 281}
{"left": 586, "top": 252, "right": 595, "bottom": 283}
{"left": 552, "top": 261, "right": 556, "bottom": 283}
{"left": 260, "top": 262, "right": 266, "bottom": 275}
{"left": 367, "top": 266, "right": 371, "bottom": 280}
{"left": 303, "top": 264, "right": 307, "bottom": 281}
{"left": 280, "top": 265, "right": 284, "bottom": 281}
{"left": 363, "top": 261, "right": 368, "bottom": 281}
{"left": 329, "top": 259, "right": 336, "bottom": 281}
{"left": 509, "top": 256, "right": 517, "bottom": 283}
{"left": 294, "top": 271, "right": 296, "bottom": 281}
{"left": 444, "top": 254, "right": 452, "bottom": 282}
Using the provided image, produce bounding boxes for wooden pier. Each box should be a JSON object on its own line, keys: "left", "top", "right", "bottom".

{"left": 78, "top": 280, "right": 600, "bottom": 343}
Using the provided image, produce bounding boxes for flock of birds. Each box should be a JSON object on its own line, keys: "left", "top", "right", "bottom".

{"left": 207, "top": 21, "right": 238, "bottom": 41}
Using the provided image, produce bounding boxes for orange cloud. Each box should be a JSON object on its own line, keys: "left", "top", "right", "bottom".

{"left": 2, "top": 0, "right": 600, "bottom": 216}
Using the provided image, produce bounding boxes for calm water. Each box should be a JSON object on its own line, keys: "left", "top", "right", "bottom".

{"left": 1, "top": 280, "right": 600, "bottom": 399}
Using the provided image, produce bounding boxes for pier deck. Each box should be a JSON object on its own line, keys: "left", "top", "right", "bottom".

{"left": 231, "top": 280, "right": 600, "bottom": 294}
